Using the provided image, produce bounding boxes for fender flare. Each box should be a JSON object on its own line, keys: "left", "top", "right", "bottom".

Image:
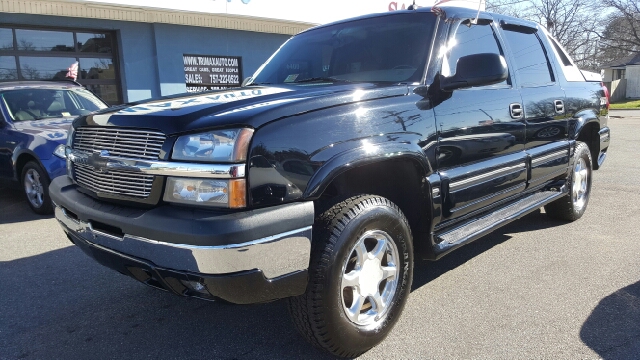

{"left": 569, "top": 109, "right": 600, "bottom": 140}
{"left": 303, "top": 142, "right": 433, "bottom": 199}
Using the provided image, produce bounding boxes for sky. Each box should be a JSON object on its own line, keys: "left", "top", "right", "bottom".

{"left": 68, "top": 0, "right": 485, "bottom": 24}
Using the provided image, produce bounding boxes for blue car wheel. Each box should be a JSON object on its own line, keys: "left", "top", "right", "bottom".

{"left": 21, "top": 161, "right": 53, "bottom": 215}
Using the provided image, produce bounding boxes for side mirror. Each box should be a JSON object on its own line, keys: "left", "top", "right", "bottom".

{"left": 241, "top": 77, "right": 253, "bottom": 87}
{"left": 441, "top": 53, "right": 508, "bottom": 91}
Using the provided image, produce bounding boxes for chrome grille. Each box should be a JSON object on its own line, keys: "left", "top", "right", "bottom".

{"left": 74, "top": 164, "right": 154, "bottom": 198}
{"left": 73, "top": 127, "right": 166, "bottom": 160}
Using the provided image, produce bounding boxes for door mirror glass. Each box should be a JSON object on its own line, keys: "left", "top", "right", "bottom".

{"left": 441, "top": 53, "right": 508, "bottom": 91}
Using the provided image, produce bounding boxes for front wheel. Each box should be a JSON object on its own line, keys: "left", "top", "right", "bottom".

{"left": 545, "top": 141, "right": 592, "bottom": 221}
{"left": 288, "top": 195, "right": 413, "bottom": 358}
{"left": 21, "top": 161, "right": 53, "bottom": 215}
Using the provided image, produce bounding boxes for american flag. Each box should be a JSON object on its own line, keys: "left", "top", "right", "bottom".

{"left": 66, "top": 61, "right": 78, "bottom": 81}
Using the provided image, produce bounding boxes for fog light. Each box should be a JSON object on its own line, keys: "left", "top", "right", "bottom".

{"left": 180, "top": 280, "right": 208, "bottom": 293}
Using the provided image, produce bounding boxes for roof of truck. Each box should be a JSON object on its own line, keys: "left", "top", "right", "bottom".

{"left": 299, "top": 6, "right": 541, "bottom": 35}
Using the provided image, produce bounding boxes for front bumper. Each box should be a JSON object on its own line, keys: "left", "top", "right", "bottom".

{"left": 50, "top": 176, "right": 314, "bottom": 304}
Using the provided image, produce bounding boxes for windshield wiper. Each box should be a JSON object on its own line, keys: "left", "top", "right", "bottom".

{"left": 289, "top": 77, "right": 351, "bottom": 84}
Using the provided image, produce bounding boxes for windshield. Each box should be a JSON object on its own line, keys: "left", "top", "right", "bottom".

{"left": 1, "top": 87, "right": 108, "bottom": 121}
{"left": 250, "top": 12, "right": 437, "bottom": 85}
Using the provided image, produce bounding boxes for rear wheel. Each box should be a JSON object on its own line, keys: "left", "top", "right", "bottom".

{"left": 288, "top": 195, "right": 413, "bottom": 358}
{"left": 21, "top": 161, "right": 53, "bottom": 215}
{"left": 545, "top": 141, "right": 592, "bottom": 221}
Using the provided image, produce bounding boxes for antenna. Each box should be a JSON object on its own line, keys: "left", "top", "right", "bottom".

{"left": 407, "top": 0, "right": 418, "bottom": 10}
{"left": 471, "top": 0, "right": 484, "bottom": 24}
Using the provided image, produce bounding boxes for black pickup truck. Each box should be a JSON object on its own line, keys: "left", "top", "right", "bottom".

{"left": 50, "top": 6, "right": 611, "bottom": 358}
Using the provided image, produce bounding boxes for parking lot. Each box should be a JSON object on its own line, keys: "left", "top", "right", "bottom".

{"left": 1, "top": 110, "right": 639, "bottom": 359}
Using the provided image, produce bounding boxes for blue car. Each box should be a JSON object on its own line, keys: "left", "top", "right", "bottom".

{"left": 0, "top": 81, "right": 109, "bottom": 214}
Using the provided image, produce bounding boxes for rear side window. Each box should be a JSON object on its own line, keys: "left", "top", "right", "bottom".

{"left": 442, "top": 21, "right": 508, "bottom": 86}
{"left": 502, "top": 30, "right": 554, "bottom": 87}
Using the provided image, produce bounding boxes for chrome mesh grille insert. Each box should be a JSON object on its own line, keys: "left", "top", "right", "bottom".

{"left": 74, "top": 164, "right": 154, "bottom": 198}
{"left": 72, "top": 126, "right": 165, "bottom": 199}
{"left": 73, "top": 127, "right": 166, "bottom": 160}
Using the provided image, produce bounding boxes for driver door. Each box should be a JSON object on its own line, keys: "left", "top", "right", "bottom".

{"left": 434, "top": 19, "right": 527, "bottom": 222}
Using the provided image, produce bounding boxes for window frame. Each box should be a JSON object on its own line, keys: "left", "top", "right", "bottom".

{"left": 499, "top": 24, "right": 557, "bottom": 88}
{"left": 0, "top": 24, "right": 122, "bottom": 104}
{"left": 441, "top": 18, "right": 513, "bottom": 90}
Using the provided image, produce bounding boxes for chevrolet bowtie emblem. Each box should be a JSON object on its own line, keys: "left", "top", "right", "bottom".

{"left": 88, "top": 150, "right": 111, "bottom": 173}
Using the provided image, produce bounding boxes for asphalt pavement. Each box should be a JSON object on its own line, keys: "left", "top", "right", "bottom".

{"left": 1, "top": 110, "right": 639, "bottom": 359}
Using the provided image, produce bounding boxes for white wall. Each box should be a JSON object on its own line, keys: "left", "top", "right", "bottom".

{"left": 627, "top": 65, "right": 640, "bottom": 99}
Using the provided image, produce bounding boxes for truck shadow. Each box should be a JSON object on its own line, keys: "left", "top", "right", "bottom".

{"left": 412, "top": 209, "right": 565, "bottom": 291}
{"left": 580, "top": 281, "right": 640, "bottom": 359}
{"left": 0, "top": 182, "right": 52, "bottom": 224}
{"left": 1, "top": 209, "right": 568, "bottom": 360}
{"left": 0, "top": 246, "right": 336, "bottom": 360}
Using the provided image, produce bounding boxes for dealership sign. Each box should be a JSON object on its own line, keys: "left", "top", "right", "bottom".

{"left": 183, "top": 54, "right": 243, "bottom": 92}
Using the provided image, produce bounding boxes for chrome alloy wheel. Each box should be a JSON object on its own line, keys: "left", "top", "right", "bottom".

{"left": 341, "top": 230, "right": 400, "bottom": 327}
{"left": 572, "top": 157, "right": 589, "bottom": 211}
{"left": 24, "top": 168, "right": 44, "bottom": 208}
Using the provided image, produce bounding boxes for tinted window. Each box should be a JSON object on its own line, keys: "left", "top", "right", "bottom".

{"left": 79, "top": 58, "right": 115, "bottom": 80}
{"left": 19, "top": 56, "right": 77, "bottom": 80}
{"left": 0, "top": 56, "right": 18, "bottom": 80}
{"left": 502, "top": 30, "right": 554, "bottom": 87}
{"left": 251, "top": 13, "right": 436, "bottom": 84}
{"left": 15, "top": 29, "right": 74, "bottom": 52}
{"left": 77, "top": 33, "right": 112, "bottom": 53}
{"left": 442, "top": 21, "right": 507, "bottom": 86}
{"left": 548, "top": 36, "right": 572, "bottom": 66}
{"left": 84, "top": 84, "right": 119, "bottom": 104}
{"left": 0, "top": 28, "right": 13, "bottom": 50}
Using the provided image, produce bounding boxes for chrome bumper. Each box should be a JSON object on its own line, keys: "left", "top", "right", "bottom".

{"left": 55, "top": 206, "right": 312, "bottom": 279}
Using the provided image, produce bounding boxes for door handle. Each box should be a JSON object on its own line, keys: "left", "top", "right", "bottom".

{"left": 554, "top": 100, "right": 564, "bottom": 114}
{"left": 509, "top": 103, "right": 523, "bottom": 119}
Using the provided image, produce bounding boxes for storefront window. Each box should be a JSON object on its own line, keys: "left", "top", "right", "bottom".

{"left": 0, "top": 56, "right": 17, "bottom": 80}
{"left": 77, "top": 33, "right": 113, "bottom": 53}
{"left": 19, "top": 57, "right": 77, "bottom": 80}
{"left": 0, "top": 27, "right": 122, "bottom": 105}
{"left": 84, "top": 84, "right": 119, "bottom": 104}
{"left": 79, "top": 58, "right": 115, "bottom": 80}
{"left": 15, "top": 29, "right": 74, "bottom": 52}
{"left": 0, "top": 28, "right": 13, "bottom": 50}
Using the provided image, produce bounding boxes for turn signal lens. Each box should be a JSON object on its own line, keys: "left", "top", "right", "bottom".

{"left": 229, "top": 179, "right": 247, "bottom": 209}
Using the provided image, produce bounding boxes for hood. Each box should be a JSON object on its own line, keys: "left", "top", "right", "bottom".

{"left": 12, "top": 117, "right": 74, "bottom": 144}
{"left": 77, "top": 83, "right": 408, "bottom": 136}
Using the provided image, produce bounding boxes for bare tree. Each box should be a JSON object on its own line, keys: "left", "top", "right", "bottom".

{"left": 596, "top": 0, "right": 640, "bottom": 63}
{"left": 486, "top": 0, "right": 602, "bottom": 70}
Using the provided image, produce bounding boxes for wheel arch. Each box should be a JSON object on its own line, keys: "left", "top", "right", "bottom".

{"left": 574, "top": 120, "right": 600, "bottom": 170}
{"left": 306, "top": 146, "right": 434, "bottom": 257}
{"left": 13, "top": 150, "right": 42, "bottom": 182}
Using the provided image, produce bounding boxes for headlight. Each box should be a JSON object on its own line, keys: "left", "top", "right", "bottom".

{"left": 164, "top": 177, "right": 246, "bottom": 208}
{"left": 53, "top": 144, "right": 66, "bottom": 159}
{"left": 65, "top": 126, "right": 75, "bottom": 177}
{"left": 172, "top": 128, "right": 254, "bottom": 162}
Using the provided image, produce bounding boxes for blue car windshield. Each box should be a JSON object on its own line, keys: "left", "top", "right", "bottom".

{"left": 1, "top": 88, "right": 108, "bottom": 121}
{"left": 249, "top": 12, "right": 437, "bottom": 85}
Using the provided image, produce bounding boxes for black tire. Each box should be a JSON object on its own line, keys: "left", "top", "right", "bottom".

{"left": 544, "top": 141, "right": 592, "bottom": 221}
{"left": 288, "top": 195, "right": 413, "bottom": 358}
{"left": 21, "top": 161, "right": 53, "bottom": 215}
